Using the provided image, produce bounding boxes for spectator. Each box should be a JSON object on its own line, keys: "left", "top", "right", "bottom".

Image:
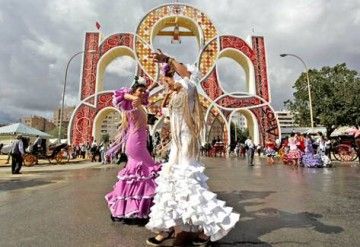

{"left": 90, "top": 141, "right": 98, "bottom": 162}
{"left": 211, "top": 137, "right": 216, "bottom": 146}
{"left": 80, "top": 144, "right": 86, "bottom": 159}
{"left": 245, "top": 136, "right": 255, "bottom": 166}
{"left": 256, "top": 145, "right": 262, "bottom": 156}
{"left": 234, "top": 142, "right": 240, "bottom": 157}
{"left": 10, "top": 135, "right": 25, "bottom": 174}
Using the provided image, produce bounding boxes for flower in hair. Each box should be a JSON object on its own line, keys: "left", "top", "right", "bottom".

{"left": 137, "top": 76, "right": 146, "bottom": 85}
{"left": 160, "top": 63, "right": 171, "bottom": 76}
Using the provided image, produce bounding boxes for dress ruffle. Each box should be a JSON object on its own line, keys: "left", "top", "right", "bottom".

{"left": 146, "top": 160, "right": 240, "bottom": 241}
{"left": 265, "top": 148, "right": 276, "bottom": 157}
{"left": 287, "top": 149, "right": 302, "bottom": 159}
{"left": 113, "top": 87, "right": 133, "bottom": 111}
{"left": 105, "top": 160, "right": 160, "bottom": 218}
{"left": 302, "top": 153, "right": 323, "bottom": 167}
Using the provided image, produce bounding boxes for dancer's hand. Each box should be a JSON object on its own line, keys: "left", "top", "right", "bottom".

{"left": 164, "top": 87, "right": 174, "bottom": 95}
{"left": 152, "top": 49, "right": 168, "bottom": 63}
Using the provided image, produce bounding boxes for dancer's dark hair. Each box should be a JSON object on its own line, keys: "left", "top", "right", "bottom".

{"left": 131, "top": 76, "right": 146, "bottom": 92}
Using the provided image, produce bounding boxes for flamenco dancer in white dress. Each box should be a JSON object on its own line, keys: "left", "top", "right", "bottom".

{"left": 146, "top": 51, "right": 240, "bottom": 246}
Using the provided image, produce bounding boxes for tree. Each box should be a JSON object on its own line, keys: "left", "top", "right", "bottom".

{"left": 47, "top": 126, "right": 67, "bottom": 139}
{"left": 284, "top": 63, "right": 360, "bottom": 137}
{"left": 230, "top": 122, "right": 249, "bottom": 145}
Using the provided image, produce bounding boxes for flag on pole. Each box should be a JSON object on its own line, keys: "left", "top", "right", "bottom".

{"left": 96, "top": 21, "right": 101, "bottom": 30}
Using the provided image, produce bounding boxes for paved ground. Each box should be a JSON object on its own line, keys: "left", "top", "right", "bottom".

{"left": 0, "top": 157, "right": 359, "bottom": 247}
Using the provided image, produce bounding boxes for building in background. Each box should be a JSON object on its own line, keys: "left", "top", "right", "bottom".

{"left": 53, "top": 106, "right": 76, "bottom": 133}
{"left": 275, "top": 110, "right": 326, "bottom": 138}
{"left": 98, "top": 111, "right": 121, "bottom": 142}
{"left": 275, "top": 110, "right": 297, "bottom": 129}
{"left": 232, "top": 112, "right": 247, "bottom": 131}
{"left": 21, "top": 116, "right": 55, "bottom": 132}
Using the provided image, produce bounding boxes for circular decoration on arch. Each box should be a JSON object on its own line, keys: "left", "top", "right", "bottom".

{"left": 135, "top": 3, "right": 218, "bottom": 80}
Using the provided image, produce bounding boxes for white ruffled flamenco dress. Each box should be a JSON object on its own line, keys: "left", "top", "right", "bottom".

{"left": 145, "top": 65, "right": 240, "bottom": 242}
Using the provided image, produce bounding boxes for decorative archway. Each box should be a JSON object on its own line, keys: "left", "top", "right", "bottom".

{"left": 92, "top": 107, "right": 121, "bottom": 143}
{"left": 68, "top": 3, "right": 280, "bottom": 145}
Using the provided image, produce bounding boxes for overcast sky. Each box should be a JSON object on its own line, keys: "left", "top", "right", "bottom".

{"left": 0, "top": 0, "right": 359, "bottom": 123}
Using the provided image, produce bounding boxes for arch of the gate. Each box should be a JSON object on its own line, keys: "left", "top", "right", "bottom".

{"left": 69, "top": 91, "right": 113, "bottom": 145}
{"left": 228, "top": 109, "right": 260, "bottom": 144}
{"left": 250, "top": 105, "right": 280, "bottom": 144}
{"left": 95, "top": 46, "right": 137, "bottom": 93}
{"left": 69, "top": 3, "right": 280, "bottom": 145}
{"left": 69, "top": 33, "right": 155, "bottom": 144}
{"left": 198, "top": 34, "right": 280, "bottom": 145}
{"left": 206, "top": 113, "right": 228, "bottom": 144}
{"left": 217, "top": 48, "right": 256, "bottom": 95}
{"left": 70, "top": 33, "right": 133, "bottom": 144}
{"left": 203, "top": 102, "right": 228, "bottom": 145}
{"left": 92, "top": 107, "right": 121, "bottom": 143}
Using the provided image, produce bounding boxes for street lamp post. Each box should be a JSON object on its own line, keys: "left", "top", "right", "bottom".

{"left": 58, "top": 51, "right": 88, "bottom": 142}
{"left": 280, "top": 53, "right": 314, "bottom": 128}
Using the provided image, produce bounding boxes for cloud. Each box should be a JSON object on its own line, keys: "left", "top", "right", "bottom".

{"left": 0, "top": 0, "right": 360, "bottom": 123}
{"left": 105, "top": 57, "right": 136, "bottom": 78}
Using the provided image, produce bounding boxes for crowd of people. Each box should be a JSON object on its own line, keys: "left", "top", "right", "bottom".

{"left": 71, "top": 141, "right": 110, "bottom": 164}
{"left": 213, "top": 131, "right": 333, "bottom": 168}
{"left": 239, "top": 132, "right": 332, "bottom": 168}
{"left": 274, "top": 132, "right": 331, "bottom": 167}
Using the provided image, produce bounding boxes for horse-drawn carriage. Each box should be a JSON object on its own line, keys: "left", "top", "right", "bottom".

{"left": 23, "top": 141, "right": 71, "bottom": 166}
{"left": 330, "top": 135, "right": 359, "bottom": 162}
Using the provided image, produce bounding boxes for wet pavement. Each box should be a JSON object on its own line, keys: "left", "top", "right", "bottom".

{"left": 0, "top": 157, "right": 359, "bottom": 247}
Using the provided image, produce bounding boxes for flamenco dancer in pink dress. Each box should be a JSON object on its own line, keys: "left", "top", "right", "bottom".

{"left": 105, "top": 78, "right": 160, "bottom": 221}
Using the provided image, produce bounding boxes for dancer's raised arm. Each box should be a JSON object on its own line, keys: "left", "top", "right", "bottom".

{"left": 152, "top": 49, "right": 191, "bottom": 79}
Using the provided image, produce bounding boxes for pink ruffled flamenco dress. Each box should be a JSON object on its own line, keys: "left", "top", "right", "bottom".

{"left": 105, "top": 87, "right": 160, "bottom": 219}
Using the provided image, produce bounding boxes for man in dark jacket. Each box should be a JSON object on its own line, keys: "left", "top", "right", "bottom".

{"left": 10, "top": 135, "right": 25, "bottom": 174}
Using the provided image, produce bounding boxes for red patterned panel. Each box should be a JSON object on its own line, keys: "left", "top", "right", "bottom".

{"left": 252, "top": 36, "right": 270, "bottom": 102}
{"left": 97, "top": 93, "right": 113, "bottom": 109}
{"left": 217, "top": 96, "right": 261, "bottom": 108}
{"left": 250, "top": 105, "right": 279, "bottom": 145}
{"left": 70, "top": 92, "right": 115, "bottom": 145}
{"left": 201, "top": 70, "right": 223, "bottom": 100}
{"left": 220, "top": 36, "right": 256, "bottom": 63}
{"left": 81, "top": 33, "right": 100, "bottom": 100}
{"left": 99, "top": 33, "right": 134, "bottom": 55}
{"left": 71, "top": 105, "right": 96, "bottom": 145}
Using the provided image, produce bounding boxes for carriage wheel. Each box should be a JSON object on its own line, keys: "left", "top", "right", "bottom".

{"left": 55, "top": 150, "right": 70, "bottom": 164}
{"left": 333, "top": 144, "right": 358, "bottom": 162}
{"left": 23, "top": 154, "right": 37, "bottom": 166}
